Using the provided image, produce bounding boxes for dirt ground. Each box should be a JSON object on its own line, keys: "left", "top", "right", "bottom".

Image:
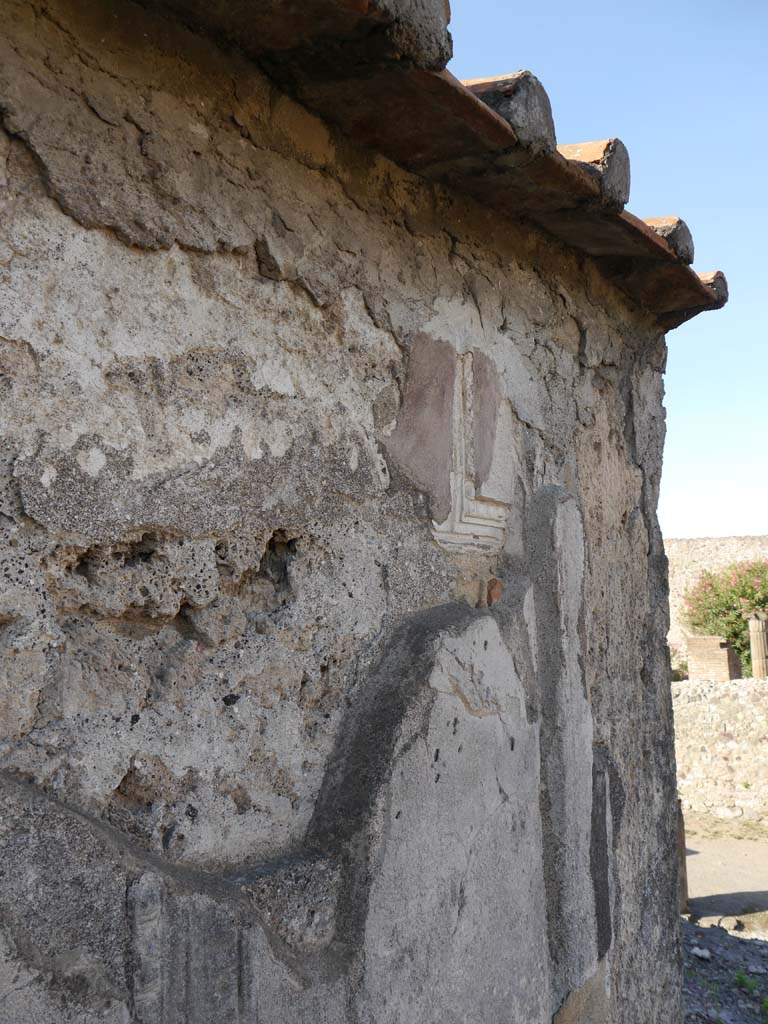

{"left": 683, "top": 828, "right": 768, "bottom": 1023}
{"left": 687, "top": 835, "right": 768, "bottom": 928}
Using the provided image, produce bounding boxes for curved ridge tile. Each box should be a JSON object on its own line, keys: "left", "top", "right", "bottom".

{"left": 557, "top": 139, "right": 631, "bottom": 209}
{"left": 699, "top": 271, "right": 729, "bottom": 305}
{"left": 129, "top": 3, "right": 727, "bottom": 332}
{"left": 644, "top": 217, "right": 695, "bottom": 264}
{"left": 463, "top": 71, "right": 557, "bottom": 154}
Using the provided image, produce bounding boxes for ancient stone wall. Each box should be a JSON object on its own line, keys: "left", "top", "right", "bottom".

{"left": 666, "top": 535, "right": 768, "bottom": 658}
{"left": 673, "top": 679, "right": 768, "bottom": 826}
{"left": 0, "top": 1, "right": 680, "bottom": 1021}
{"left": 686, "top": 636, "right": 742, "bottom": 682}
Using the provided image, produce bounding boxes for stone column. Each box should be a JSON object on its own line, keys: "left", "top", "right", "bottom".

{"left": 749, "top": 614, "right": 768, "bottom": 680}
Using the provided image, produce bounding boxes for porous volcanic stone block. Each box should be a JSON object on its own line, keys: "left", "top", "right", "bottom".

{"left": 0, "top": 1, "right": 692, "bottom": 1021}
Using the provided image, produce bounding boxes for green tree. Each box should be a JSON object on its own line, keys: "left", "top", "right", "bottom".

{"left": 683, "top": 560, "right": 768, "bottom": 677}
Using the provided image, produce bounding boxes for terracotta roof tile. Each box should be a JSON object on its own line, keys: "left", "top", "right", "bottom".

{"left": 464, "top": 72, "right": 556, "bottom": 153}
{"left": 644, "top": 217, "right": 695, "bottom": 264}
{"left": 557, "top": 139, "right": 631, "bottom": 209}
{"left": 146, "top": 1, "right": 726, "bottom": 330}
{"left": 698, "top": 271, "right": 729, "bottom": 305}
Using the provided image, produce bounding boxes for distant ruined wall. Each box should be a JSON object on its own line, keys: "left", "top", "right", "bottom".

{"left": 666, "top": 536, "right": 768, "bottom": 657}
{"left": 0, "top": 2, "right": 680, "bottom": 1022}
{"left": 674, "top": 679, "right": 768, "bottom": 824}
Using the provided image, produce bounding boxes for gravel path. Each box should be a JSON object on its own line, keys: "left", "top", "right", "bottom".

{"left": 683, "top": 919, "right": 768, "bottom": 1023}
{"left": 683, "top": 834, "right": 768, "bottom": 1022}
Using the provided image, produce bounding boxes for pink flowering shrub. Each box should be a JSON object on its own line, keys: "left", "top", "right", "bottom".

{"left": 683, "top": 560, "right": 768, "bottom": 676}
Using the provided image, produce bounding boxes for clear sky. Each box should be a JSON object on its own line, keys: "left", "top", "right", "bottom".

{"left": 449, "top": 1, "right": 767, "bottom": 539}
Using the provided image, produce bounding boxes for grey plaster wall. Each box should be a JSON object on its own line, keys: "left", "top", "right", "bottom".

{"left": 0, "top": 2, "right": 679, "bottom": 1021}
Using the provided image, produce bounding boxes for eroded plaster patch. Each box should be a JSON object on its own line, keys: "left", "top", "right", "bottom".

{"left": 431, "top": 350, "right": 515, "bottom": 554}
{"left": 77, "top": 446, "right": 107, "bottom": 478}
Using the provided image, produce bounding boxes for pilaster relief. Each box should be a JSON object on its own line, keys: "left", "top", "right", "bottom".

{"left": 386, "top": 336, "right": 515, "bottom": 554}
{"left": 431, "top": 350, "right": 515, "bottom": 553}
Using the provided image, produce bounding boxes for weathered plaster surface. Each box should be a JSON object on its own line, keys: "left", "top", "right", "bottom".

{"left": 0, "top": 1, "right": 679, "bottom": 1020}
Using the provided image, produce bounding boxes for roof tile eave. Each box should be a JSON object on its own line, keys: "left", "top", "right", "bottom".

{"left": 144, "top": 1, "right": 727, "bottom": 329}
{"left": 290, "top": 62, "right": 728, "bottom": 329}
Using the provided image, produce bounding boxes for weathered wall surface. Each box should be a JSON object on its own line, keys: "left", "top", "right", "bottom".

{"left": 0, "top": 1, "right": 679, "bottom": 1021}
{"left": 674, "top": 679, "right": 768, "bottom": 825}
{"left": 666, "top": 536, "right": 768, "bottom": 657}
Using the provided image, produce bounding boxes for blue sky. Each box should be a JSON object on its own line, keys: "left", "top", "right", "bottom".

{"left": 449, "top": 1, "right": 767, "bottom": 539}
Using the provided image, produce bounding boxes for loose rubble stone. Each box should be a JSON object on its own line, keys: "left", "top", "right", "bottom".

{"left": 683, "top": 920, "right": 768, "bottom": 1024}
{"left": 721, "top": 918, "right": 746, "bottom": 932}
